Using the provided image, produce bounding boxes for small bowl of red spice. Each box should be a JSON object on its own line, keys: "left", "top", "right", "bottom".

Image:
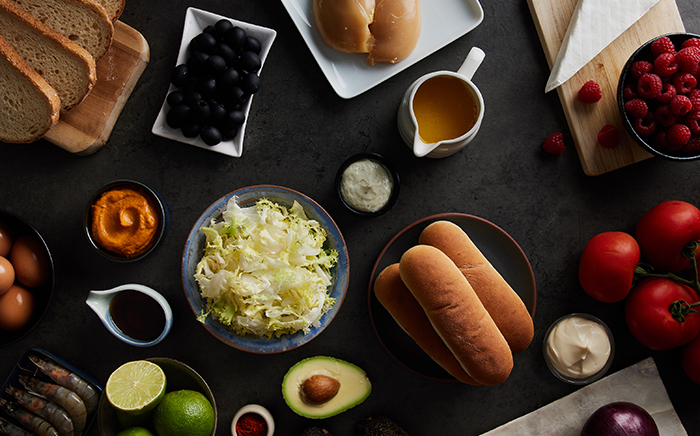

{"left": 617, "top": 33, "right": 700, "bottom": 160}
{"left": 231, "top": 404, "right": 274, "bottom": 436}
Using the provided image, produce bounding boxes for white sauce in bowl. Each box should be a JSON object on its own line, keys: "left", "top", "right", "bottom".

{"left": 546, "top": 315, "right": 611, "bottom": 380}
{"left": 340, "top": 159, "right": 394, "bottom": 213}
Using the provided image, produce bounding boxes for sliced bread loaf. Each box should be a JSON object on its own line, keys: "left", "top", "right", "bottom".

{"left": 0, "top": 0, "right": 97, "bottom": 112}
{"left": 0, "top": 33, "right": 60, "bottom": 143}
{"left": 9, "top": 0, "right": 113, "bottom": 60}
{"left": 92, "top": 0, "right": 124, "bottom": 22}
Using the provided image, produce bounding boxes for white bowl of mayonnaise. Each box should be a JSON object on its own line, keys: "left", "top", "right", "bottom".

{"left": 335, "top": 153, "right": 400, "bottom": 217}
{"left": 543, "top": 313, "right": 615, "bottom": 385}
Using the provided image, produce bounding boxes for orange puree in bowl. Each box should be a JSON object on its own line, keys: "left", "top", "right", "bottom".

{"left": 91, "top": 188, "right": 160, "bottom": 257}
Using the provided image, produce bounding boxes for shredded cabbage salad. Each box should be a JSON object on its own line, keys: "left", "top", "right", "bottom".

{"left": 194, "top": 197, "right": 338, "bottom": 338}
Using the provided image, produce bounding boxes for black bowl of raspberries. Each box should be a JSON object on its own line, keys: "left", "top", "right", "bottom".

{"left": 618, "top": 33, "right": 700, "bottom": 161}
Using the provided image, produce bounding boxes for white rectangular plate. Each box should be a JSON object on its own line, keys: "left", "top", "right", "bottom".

{"left": 152, "top": 8, "right": 277, "bottom": 157}
{"left": 280, "top": 0, "right": 484, "bottom": 99}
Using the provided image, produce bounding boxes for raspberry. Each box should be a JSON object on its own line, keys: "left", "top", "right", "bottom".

{"left": 623, "top": 85, "right": 638, "bottom": 101}
{"left": 681, "top": 136, "right": 700, "bottom": 154}
{"left": 667, "top": 123, "right": 691, "bottom": 148}
{"left": 637, "top": 73, "right": 663, "bottom": 99}
{"left": 654, "top": 53, "right": 679, "bottom": 76}
{"left": 630, "top": 60, "right": 653, "bottom": 80}
{"left": 670, "top": 95, "right": 692, "bottom": 116}
{"left": 654, "top": 131, "right": 670, "bottom": 151}
{"left": 690, "top": 89, "right": 700, "bottom": 111}
{"left": 686, "top": 111, "right": 700, "bottom": 135}
{"left": 657, "top": 83, "right": 677, "bottom": 103}
{"left": 625, "top": 98, "right": 648, "bottom": 119}
{"left": 673, "top": 72, "right": 697, "bottom": 94}
{"left": 675, "top": 47, "right": 700, "bottom": 73}
{"left": 578, "top": 80, "right": 602, "bottom": 103}
{"left": 681, "top": 38, "right": 700, "bottom": 49}
{"left": 597, "top": 124, "right": 620, "bottom": 149}
{"left": 651, "top": 36, "right": 676, "bottom": 57}
{"left": 655, "top": 104, "right": 678, "bottom": 127}
{"left": 634, "top": 113, "right": 657, "bottom": 136}
{"left": 543, "top": 132, "right": 565, "bottom": 155}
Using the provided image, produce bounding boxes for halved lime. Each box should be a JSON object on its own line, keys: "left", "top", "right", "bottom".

{"left": 106, "top": 360, "right": 167, "bottom": 417}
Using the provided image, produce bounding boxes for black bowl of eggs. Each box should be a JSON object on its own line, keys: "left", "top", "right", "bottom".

{"left": 335, "top": 153, "right": 400, "bottom": 217}
{"left": 0, "top": 209, "right": 53, "bottom": 347}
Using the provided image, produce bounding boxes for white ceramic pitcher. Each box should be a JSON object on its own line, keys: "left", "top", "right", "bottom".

{"left": 397, "top": 47, "right": 486, "bottom": 158}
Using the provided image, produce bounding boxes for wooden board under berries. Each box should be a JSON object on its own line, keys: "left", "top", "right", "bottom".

{"left": 527, "top": 0, "right": 685, "bottom": 176}
{"left": 43, "top": 21, "right": 149, "bottom": 156}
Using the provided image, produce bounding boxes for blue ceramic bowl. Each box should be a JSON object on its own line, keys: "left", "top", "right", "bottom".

{"left": 181, "top": 185, "right": 349, "bottom": 354}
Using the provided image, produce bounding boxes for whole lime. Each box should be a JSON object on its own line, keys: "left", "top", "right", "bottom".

{"left": 115, "top": 427, "right": 155, "bottom": 436}
{"left": 152, "top": 390, "right": 215, "bottom": 436}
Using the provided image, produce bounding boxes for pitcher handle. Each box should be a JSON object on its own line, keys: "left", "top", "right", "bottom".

{"left": 457, "top": 47, "right": 485, "bottom": 80}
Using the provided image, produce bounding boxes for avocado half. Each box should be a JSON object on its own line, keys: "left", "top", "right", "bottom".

{"left": 282, "top": 356, "right": 371, "bottom": 419}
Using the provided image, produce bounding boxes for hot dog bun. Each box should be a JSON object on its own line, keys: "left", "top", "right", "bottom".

{"left": 374, "top": 263, "right": 480, "bottom": 385}
{"left": 419, "top": 220, "right": 534, "bottom": 353}
{"left": 399, "top": 245, "right": 513, "bottom": 385}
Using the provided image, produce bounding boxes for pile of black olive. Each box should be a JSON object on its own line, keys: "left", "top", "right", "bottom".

{"left": 166, "top": 19, "right": 263, "bottom": 146}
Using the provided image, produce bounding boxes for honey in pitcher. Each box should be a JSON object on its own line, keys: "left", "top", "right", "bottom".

{"left": 412, "top": 75, "right": 479, "bottom": 144}
{"left": 109, "top": 290, "right": 166, "bottom": 341}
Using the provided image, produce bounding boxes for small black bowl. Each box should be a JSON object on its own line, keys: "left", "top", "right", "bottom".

{"left": 618, "top": 32, "right": 700, "bottom": 161}
{"left": 84, "top": 180, "right": 169, "bottom": 262}
{"left": 335, "top": 153, "right": 400, "bottom": 217}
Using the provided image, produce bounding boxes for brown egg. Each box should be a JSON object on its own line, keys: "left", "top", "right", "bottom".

{"left": 0, "top": 284, "right": 34, "bottom": 331}
{"left": 0, "top": 256, "right": 15, "bottom": 295}
{"left": 0, "top": 221, "right": 13, "bottom": 258}
{"left": 10, "top": 234, "right": 50, "bottom": 288}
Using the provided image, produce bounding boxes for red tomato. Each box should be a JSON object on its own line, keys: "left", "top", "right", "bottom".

{"left": 579, "top": 232, "right": 641, "bottom": 303}
{"left": 682, "top": 332, "right": 700, "bottom": 385}
{"left": 625, "top": 277, "right": 700, "bottom": 350}
{"left": 635, "top": 200, "right": 700, "bottom": 273}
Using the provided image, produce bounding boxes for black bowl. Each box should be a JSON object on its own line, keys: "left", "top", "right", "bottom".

{"left": 335, "top": 152, "right": 400, "bottom": 217}
{"left": 0, "top": 210, "right": 54, "bottom": 347}
{"left": 617, "top": 32, "right": 700, "bottom": 161}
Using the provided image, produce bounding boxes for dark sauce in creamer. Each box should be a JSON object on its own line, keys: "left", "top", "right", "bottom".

{"left": 109, "top": 290, "right": 166, "bottom": 341}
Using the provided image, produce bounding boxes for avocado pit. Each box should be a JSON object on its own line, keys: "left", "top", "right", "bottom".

{"left": 301, "top": 374, "right": 341, "bottom": 405}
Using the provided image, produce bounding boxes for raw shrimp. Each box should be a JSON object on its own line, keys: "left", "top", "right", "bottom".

{"left": 28, "top": 355, "right": 99, "bottom": 415}
{"left": 19, "top": 375, "right": 86, "bottom": 435}
{"left": 0, "top": 398, "right": 60, "bottom": 436}
{"left": 0, "top": 416, "right": 33, "bottom": 436}
{"left": 4, "top": 385, "right": 74, "bottom": 436}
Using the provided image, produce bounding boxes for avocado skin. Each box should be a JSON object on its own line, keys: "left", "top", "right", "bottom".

{"left": 300, "top": 427, "right": 332, "bottom": 436}
{"left": 355, "top": 415, "right": 409, "bottom": 436}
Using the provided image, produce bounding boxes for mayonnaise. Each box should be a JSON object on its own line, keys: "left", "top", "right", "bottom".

{"left": 340, "top": 158, "right": 394, "bottom": 213}
{"left": 546, "top": 315, "right": 612, "bottom": 380}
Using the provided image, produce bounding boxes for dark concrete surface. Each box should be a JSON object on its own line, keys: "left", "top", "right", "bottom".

{"left": 2, "top": 1, "right": 700, "bottom": 435}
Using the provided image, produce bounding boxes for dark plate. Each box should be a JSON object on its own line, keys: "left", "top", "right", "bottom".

{"left": 367, "top": 213, "right": 536, "bottom": 381}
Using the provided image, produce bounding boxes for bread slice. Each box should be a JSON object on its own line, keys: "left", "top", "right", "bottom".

{"left": 92, "top": 0, "right": 124, "bottom": 22}
{"left": 0, "top": 0, "right": 96, "bottom": 112}
{"left": 8, "top": 0, "right": 113, "bottom": 60}
{"left": 0, "top": 34, "right": 60, "bottom": 143}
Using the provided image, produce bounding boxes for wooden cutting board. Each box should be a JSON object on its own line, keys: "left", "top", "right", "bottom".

{"left": 527, "top": 0, "right": 685, "bottom": 176}
{"left": 43, "top": 20, "right": 149, "bottom": 156}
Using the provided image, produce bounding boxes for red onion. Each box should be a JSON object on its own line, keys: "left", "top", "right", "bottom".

{"left": 581, "top": 402, "right": 659, "bottom": 436}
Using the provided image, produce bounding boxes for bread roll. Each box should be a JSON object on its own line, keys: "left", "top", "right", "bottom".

{"left": 399, "top": 245, "right": 513, "bottom": 385}
{"left": 367, "top": 0, "right": 421, "bottom": 65}
{"left": 419, "top": 220, "right": 534, "bottom": 353}
{"left": 374, "top": 263, "right": 479, "bottom": 385}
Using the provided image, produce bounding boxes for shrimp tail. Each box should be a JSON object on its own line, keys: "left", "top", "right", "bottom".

{"left": 28, "top": 355, "right": 99, "bottom": 415}
{"left": 19, "top": 376, "right": 87, "bottom": 435}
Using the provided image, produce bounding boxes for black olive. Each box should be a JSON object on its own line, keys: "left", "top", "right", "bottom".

{"left": 201, "top": 126, "right": 223, "bottom": 145}
{"left": 202, "top": 25, "right": 216, "bottom": 35}
{"left": 214, "top": 20, "right": 234, "bottom": 39}
{"left": 226, "top": 86, "right": 246, "bottom": 105}
{"left": 205, "top": 55, "right": 227, "bottom": 76}
{"left": 183, "top": 89, "right": 202, "bottom": 107}
{"left": 240, "top": 72, "right": 260, "bottom": 94}
{"left": 218, "top": 124, "right": 239, "bottom": 140}
{"left": 198, "top": 77, "right": 217, "bottom": 97}
{"left": 187, "top": 50, "right": 209, "bottom": 73}
{"left": 191, "top": 100, "right": 211, "bottom": 123}
{"left": 207, "top": 100, "right": 226, "bottom": 125}
{"left": 224, "top": 109, "right": 245, "bottom": 126}
{"left": 224, "top": 26, "right": 246, "bottom": 51}
{"left": 181, "top": 122, "right": 203, "bottom": 138}
{"left": 217, "top": 68, "right": 240, "bottom": 89}
{"left": 166, "top": 104, "right": 190, "bottom": 129}
{"left": 191, "top": 32, "right": 217, "bottom": 54}
{"left": 217, "top": 43, "right": 237, "bottom": 66}
{"left": 166, "top": 89, "right": 185, "bottom": 107}
{"left": 242, "top": 36, "right": 261, "bottom": 54}
{"left": 238, "top": 51, "right": 261, "bottom": 73}
{"left": 170, "top": 64, "right": 190, "bottom": 87}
